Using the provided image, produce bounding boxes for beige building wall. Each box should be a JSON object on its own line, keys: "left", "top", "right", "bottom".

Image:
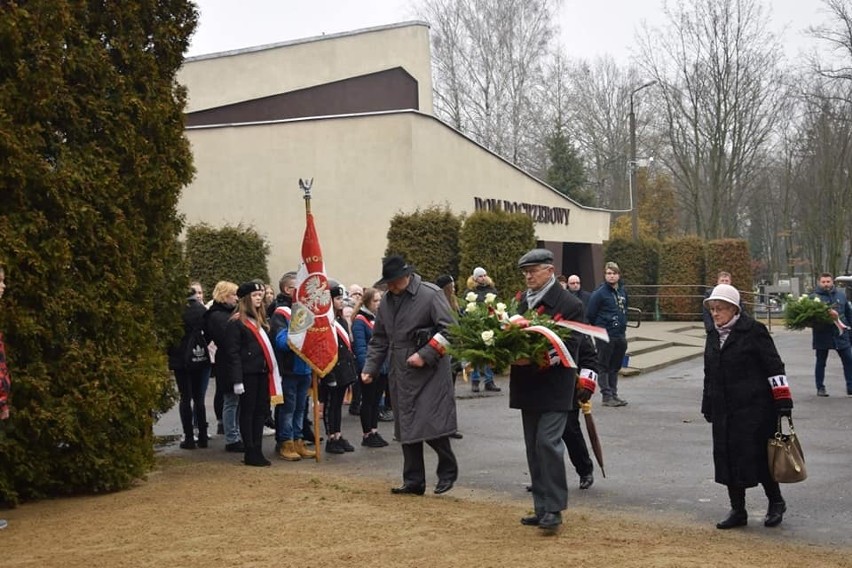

{"left": 182, "top": 112, "right": 610, "bottom": 287}
{"left": 178, "top": 22, "right": 434, "bottom": 114}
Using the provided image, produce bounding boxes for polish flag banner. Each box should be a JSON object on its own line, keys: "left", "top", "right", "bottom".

{"left": 288, "top": 210, "right": 338, "bottom": 377}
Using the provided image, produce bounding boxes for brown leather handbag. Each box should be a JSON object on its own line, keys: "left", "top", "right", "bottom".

{"left": 767, "top": 416, "right": 807, "bottom": 483}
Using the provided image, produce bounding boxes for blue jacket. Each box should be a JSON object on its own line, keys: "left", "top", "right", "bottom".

{"left": 810, "top": 286, "right": 852, "bottom": 351}
{"left": 352, "top": 308, "right": 388, "bottom": 375}
{"left": 586, "top": 281, "right": 628, "bottom": 338}
{"left": 269, "top": 304, "right": 312, "bottom": 377}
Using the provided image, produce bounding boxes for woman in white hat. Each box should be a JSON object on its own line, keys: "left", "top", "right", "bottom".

{"left": 702, "top": 284, "right": 793, "bottom": 529}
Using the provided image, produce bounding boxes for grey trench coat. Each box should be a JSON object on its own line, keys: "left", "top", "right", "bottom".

{"left": 363, "top": 274, "right": 458, "bottom": 444}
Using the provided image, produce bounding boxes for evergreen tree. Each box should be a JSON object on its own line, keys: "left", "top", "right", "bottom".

{"left": 545, "top": 128, "right": 595, "bottom": 205}
{"left": 0, "top": 1, "right": 197, "bottom": 502}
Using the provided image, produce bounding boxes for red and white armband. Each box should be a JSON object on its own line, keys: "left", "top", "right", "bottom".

{"left": 428, "top": 332, "right": 450, "bottom": 357}
{"left": 578, "top": 368, "right": 598, "bottom": 393}
{"left": 767, "top": 375, "right": 792, "bottom": 402}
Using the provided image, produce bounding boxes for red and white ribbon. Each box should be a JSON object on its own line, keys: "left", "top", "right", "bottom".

{"left": 555, "top": 320, "right": 610, "bottom": 343}
{"left": 524, "top": 325, "right": 576, "bottom": 368}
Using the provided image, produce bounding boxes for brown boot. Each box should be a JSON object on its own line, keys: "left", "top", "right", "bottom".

{"left": 294, "top": 439, "right": 316, "bottom": 459}
{"left": 278, "top": 440, "right": 301, "bottom": 461}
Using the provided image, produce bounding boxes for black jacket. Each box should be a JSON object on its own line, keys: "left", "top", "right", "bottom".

{"left": 326, "top": 315, "right": 358, "bottom": 388}
{"left": 702, "top": 313, "right": 791, "bottom": 487}
{"left": 221, "top": 316, "right": 270, "bottom": 387}
{"left": 509, "top": 283, "right": 598, "bottom": 412}
{"left": 168, "top": 298, "right": 207, "bottom": 371}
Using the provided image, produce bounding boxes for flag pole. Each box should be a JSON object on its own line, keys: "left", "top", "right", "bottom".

{"left": 311, "top": 371, "right": 322, "bottom": 462}
{"left": 299, "top": 178, "right": 322, "bottom": 462}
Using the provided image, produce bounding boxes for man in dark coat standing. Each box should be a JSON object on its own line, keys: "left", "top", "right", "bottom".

{"left": 362, "top": 255, "right": 459, "bottom": 496}
{"left": 566, "top": 275, "right": 592, "bottom": 308}
{"left": 810, "top": 272, "right": 852, "bottom": 397}
{"left": 511, "top": 249, "right": 599, "bottom": 533}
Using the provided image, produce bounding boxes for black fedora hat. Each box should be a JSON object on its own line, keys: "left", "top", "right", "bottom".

{"left": 375, "top": 255, "right": 414, "bottom": 286}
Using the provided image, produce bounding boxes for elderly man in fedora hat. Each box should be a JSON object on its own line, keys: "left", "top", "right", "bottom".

{"left": 362, "top": 255, "right": 459, "bottom": 496}
{"left": 512, "top": 248, "right": 599, "bottom": 533}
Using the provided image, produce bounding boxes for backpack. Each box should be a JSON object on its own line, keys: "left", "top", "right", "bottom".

{"left": 183, "top": 327, "right": 210, "bottom": 370}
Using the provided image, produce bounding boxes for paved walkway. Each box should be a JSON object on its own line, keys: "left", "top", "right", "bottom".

{"left": 155, "top": 325, "right": 852, "bottom": 549}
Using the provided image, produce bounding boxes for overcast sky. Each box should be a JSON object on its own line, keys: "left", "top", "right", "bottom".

{"left": 187, "top": 0, "right": 833, "bottom": 65}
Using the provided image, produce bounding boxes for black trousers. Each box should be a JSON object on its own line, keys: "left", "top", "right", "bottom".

{"left": 727, "top": 480, "right": 783, "bottom": 509}
{"left": 360, "top": 374, "right": 388, "bottom": 433}
{"left": 321, "top": 383, "right": 346, "bottom": 435}
{"left": 175, "top": 367, "right": 208, "bottom": 440}
{"left": 213, "top": 363, "right": 224, "bottom": 422}
{"left": 562, "top": 409, "right": 593, "bottom": 477}
{"left": 239, "top": 372, "right": 270, "bottom": 452}
{"left": 401, "top": 436, "right": 458, "bottom": 488}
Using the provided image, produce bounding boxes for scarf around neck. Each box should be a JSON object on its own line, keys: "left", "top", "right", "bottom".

{"left": 526, "top": 275, "right": 557, "bottom": 309}
{"left": 715, "top": 313, "right": 740, "bottom": 347}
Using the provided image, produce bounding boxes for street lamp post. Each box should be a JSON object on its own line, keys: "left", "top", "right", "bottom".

{"left": 629, "top": 80, "right": 656, "bottom": 240}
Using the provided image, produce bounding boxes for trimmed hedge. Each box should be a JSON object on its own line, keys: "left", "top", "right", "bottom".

{"left": 706, "top": 239, "right": 753, "bottom": 306}
{"left": 0, "top": 1, "right": 197, "bottom": 503}
{"left": 603, "top": 237, "right": 661, "bottom": 317}
{"left": 658, "top": 237, "right": 706, "bottom": 321}
{"left": 185, "top": 223, "right": 271, "bottom": 294}
{"left": 459, "top": 210, "right": 537, "bottom": 299}
{"left": 385, "top": 205, "right": 463, "bottom": 284}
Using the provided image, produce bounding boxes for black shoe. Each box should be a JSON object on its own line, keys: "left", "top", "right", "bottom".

{"left": 484, "top": 382, "right": 501, "bottom": 392}
{"left": 225, "top": 441, "right": 245, "bottom": 453}
{"left": 520, "top": 514, "right": 541, "bottom": 526}
{"left": 264, "top": 416, "right": 276, "bottom": 429}
{"left": 179, "top": 439, "right": 196, "bottom": 450}
{"left": 471, "top": 382, "right": 480, "bottom": 393}
{"left": 579, "top": 473, "right": 594, "bottom": 490}
{"left": 716, "top": 509, "right": 748, "bottom": 529}
{"left": 764, "top": 501, "right": 786, "bottom": 527}
{"left": 525, "top": 485, "right": 532, "bottom": 492}
{"left": 244, "top": 449, "right": 271, "bottom": 467}
{"left": 361, "top": 432, "right": 387, "bottom": 448}
{"left": 338, "top": 437, "right": 355, "bottom": 452}
{"left": 325, "top": 439, "right": 345, "bottom": 454}
{"left": 434, "top": 479, "right": 455, "bottom": 494}
{"left": 348, "top": 404, "right": 361, "bottom": 416}
{"left": 449, "top": 432, "right": 463, "bottom": 439}
{"left": 538, "top": 512, "right": 562, "bottom": 532}
{"left": 216, "top": 422, "right": 225, "bottom": 435}
{"left": 196, "top": 436, "right": 209, "bottom": 449}
{"left": 391, "top": 484, "right": 425, "bottom": 495}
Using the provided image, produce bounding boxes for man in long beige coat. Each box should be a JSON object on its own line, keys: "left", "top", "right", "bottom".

{"left": 362, "top": 255, "right": 458, "bottom": 495}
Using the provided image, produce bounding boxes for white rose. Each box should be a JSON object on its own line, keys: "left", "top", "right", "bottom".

{"left": 465, "top": 302, "right": 478, "bottom": 313}
{"left": 484, "top": 292, "right": 497, "bottom": 304}
{"left": 495, "top": 302, "right": 507, "bottom": 314}
{"left": 465, "top": 291, "right": 478, "bottom": 303}
{"left": 481, "top": 330, "right": 495, "bottom": 346}
{"left": 813, "top": 297, "right": 821, "bottom": 303}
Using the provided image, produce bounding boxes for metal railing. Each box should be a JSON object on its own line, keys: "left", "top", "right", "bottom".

{"left": 623, "top": 284, "right": 777, "bottom": 331}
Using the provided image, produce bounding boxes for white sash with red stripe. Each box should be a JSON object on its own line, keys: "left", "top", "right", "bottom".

{"left": 243, "top": 317, "right": 283, "bottom": 404}
{"left": 354, "top": 313, "right": 374, "bottom": 330}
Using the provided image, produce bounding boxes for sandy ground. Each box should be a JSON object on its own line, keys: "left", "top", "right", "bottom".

{"left": 3, "top": 456, "right": 850, "bottom": 568}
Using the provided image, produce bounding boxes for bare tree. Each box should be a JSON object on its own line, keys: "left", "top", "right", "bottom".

{"left": 563, "top": 56, "right": 641, "bottom": 210}
{"left": 416, "top": 0, "right": 562, "bottom": 171}
{"left": 637, "top": 0, "right": 784, "bottom": 239}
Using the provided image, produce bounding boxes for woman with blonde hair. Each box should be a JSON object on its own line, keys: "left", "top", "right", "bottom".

{"left": 222, "top": 282, "right": 280, "bottom": 466}
{"left": 204, "top": 280, "right": 241, "bottom": 451}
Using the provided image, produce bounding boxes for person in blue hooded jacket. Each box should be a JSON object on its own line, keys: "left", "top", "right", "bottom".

{"left": 810, "top": 272, "right": 852, "bottom": 397}
{"left": 586, "top": 261, "right": 629, "bottom": 407}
